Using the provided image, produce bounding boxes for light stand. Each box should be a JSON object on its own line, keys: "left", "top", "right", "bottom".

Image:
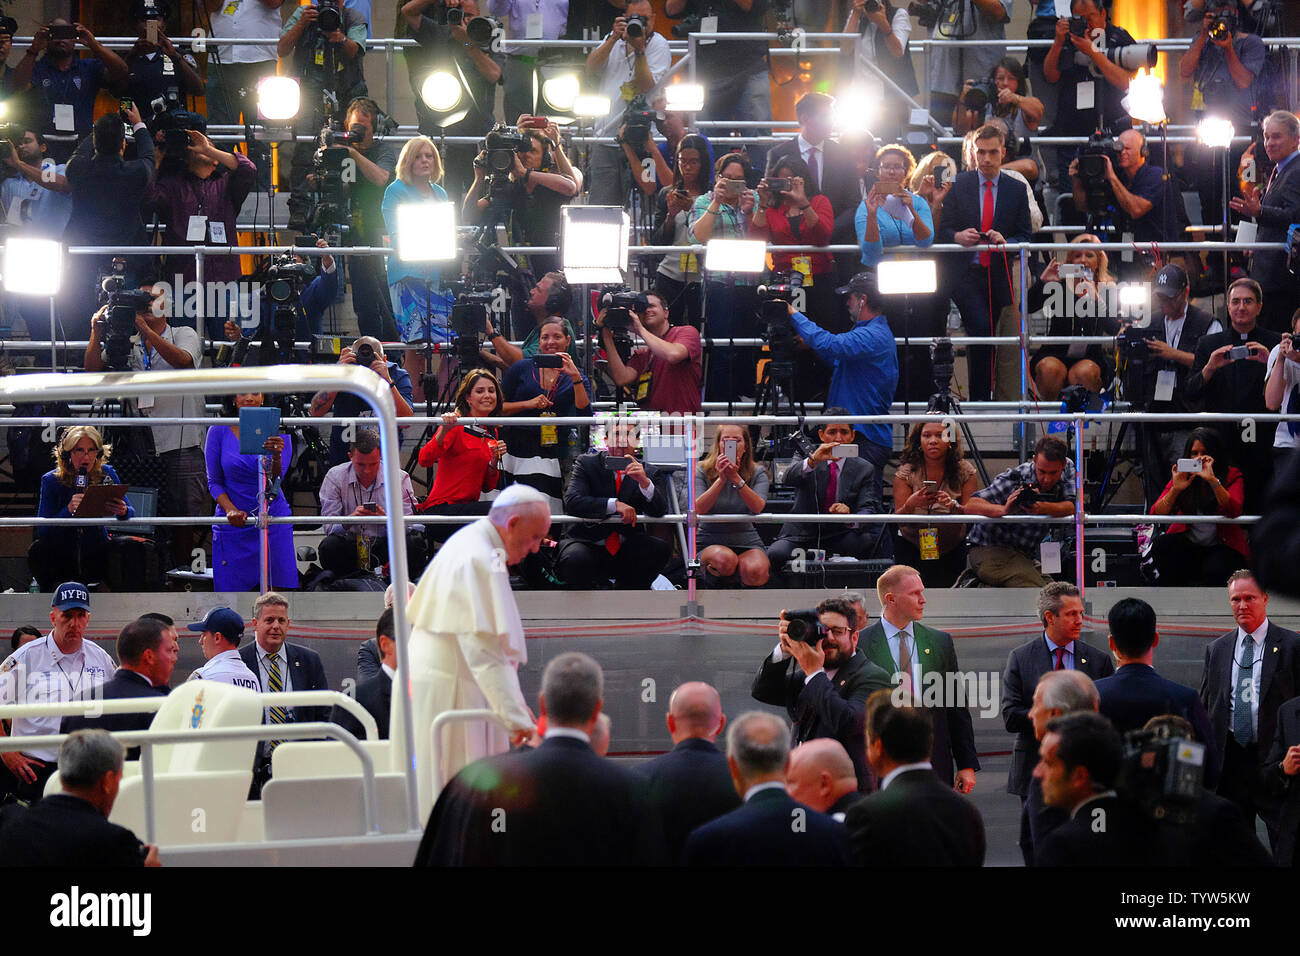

{"left": 2, "top": 237, "right": 63, "bottom": 370}
{"left": 878, "top": 258, "right": 938, "bottom": 417}
{"left": 561, "top": 205, "right": 631, "bottom": 385}
{"left": 1198, "top": 117, "right": 1236, "bottom": 300}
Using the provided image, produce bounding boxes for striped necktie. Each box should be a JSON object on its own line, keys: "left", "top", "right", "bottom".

{"left": 267, "top": 652, "right": 289, "bottom": 749}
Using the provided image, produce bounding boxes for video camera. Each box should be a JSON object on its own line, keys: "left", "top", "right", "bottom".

{"left": 618, "top": 95, "right": 655, "bottom": 148}
{"left": 97, "top": 260, "right": 155, "bottom": 371}
{"left": 1117, "top": 728, "right": 1206, "bottom": 825}
{"left": 757, "top": 271, "right": 804, "bottom": 380}
{"left": 305, "top": 125, "right": 359, "bottom": 244}
{"left": 482, "top": 123, "right": 531, "bottom": 173}
{"left": 445, "top": 279, "right": 499, "bottom": 369}
{"left": 784, "top": 609, "right": 825, "bottom": 644}
{"left": 1076, "top": 131, "right": 1120, "bottom": 215}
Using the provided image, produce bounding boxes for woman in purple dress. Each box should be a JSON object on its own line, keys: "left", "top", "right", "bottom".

{"left": 205, "top": 392, "right": 298, "bottom": 591}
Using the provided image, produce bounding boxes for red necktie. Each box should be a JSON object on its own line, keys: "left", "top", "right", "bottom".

{"left": 606, "top": 470, "right": 624, "bottom": 555}
{"left": 1054, "top": 647, "right": 1066, "bottom": 671}
{"left": 979, "top": 180, "right": 994, "bottom": 267}
{"left": 825, "top": 461, "right": 839, "bottom": 513}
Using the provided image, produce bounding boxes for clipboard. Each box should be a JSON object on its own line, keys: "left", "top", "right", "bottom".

{"left": 75, "top": 484, "right": 129, "bottom": 519}
{"left": 239, "top": 407, "right": 281, "bottom": 455}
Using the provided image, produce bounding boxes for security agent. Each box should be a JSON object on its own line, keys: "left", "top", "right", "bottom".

{"left": 784, "top": 270, "right": 898, "bottom": 505}
{"left": 330, "top": 608, "right": 395, "bottom": 740}
{"left": 0, "top": 582, "right": 115, "bottom": 805}
{"left": 185, "top": 606, "right": 259, "bottom": 690}
{"left": 751, "top": 596, "right": 892, "bottom": 791}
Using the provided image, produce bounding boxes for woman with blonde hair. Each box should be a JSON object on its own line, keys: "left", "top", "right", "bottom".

{"left": 1028, "top": 233, "right": 1121, "bottom": 399}
{"left": 382, "top": 135, "right": 454, "bottom": 402}
{"left": 30, "top": 425, "right": 134, "bottom": 590}
{"left": 909, "top": 150, "right": 956, "bottom": 236}
{"left": 694, "top": 424, "right": 770, "bottom": 587}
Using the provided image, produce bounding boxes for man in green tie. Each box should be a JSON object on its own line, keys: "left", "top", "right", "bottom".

{"left": 856, "top": 564, "right": 980, "bottom": 794}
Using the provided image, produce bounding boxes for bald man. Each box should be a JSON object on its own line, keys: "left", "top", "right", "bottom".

{"left": 787, "top": 739, "right": 860, "bottom": 820}
{"left": 635, "top": 681, "right": 741, "bottom": 864}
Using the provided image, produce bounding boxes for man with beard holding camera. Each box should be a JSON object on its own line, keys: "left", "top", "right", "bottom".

{"left": 597, "top": 291, "right": 702, "bottom": 414}
{"left": 584, "top": 0, "right": 671, "bottom": 207}
{"left": 144, "top": 123, "right": 257, "bottom": 339}
{"left": 752, "top": 596, "right": 892, "bottom": 791}
{"left": 83, "top": 285, "right": 207, "bottom": 574}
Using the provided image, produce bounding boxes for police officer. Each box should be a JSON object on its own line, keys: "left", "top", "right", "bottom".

{"left": 185, "top": 607, "right": 259, "bottom": 690}
{"left": 0, "top": 582, "right": 115, "bottom": 804}
{"left": 123, "top": 1, "right": 203, "bottom": 115}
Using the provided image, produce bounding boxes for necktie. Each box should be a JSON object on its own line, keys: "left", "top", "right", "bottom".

{"left": 979, "top": 180, "right": 994, "bottom": 267}
{"left": 1054, "top": 646, "right": 1066, "bottom": 671}
{"left": 807, "top": 146, "right": 820, "bottom": 191}
{"left": 897, "top": 632, "right": 914, "bottom": 701}
{"left": 825, "top": 460, "right": 839, "bottom": 512}
{"left": 267, "top": 652, "right": 289, "bottom": 751}
{"left": 1232, "top": 633, "right": 1257, "bottom": 744}
{"left": 1266, "top": 164, "right": 1279, "bottom": 199}
{"left": 606, "top": 470, "right": 625, "bottom": 556}
{"left": 1289, "top": 384, "right": 1300, "bottom": 437}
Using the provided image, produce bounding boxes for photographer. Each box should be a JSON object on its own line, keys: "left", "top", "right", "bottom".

{"left": 279, "top": 0, "right": 369, "bottom": 201}
{"left": 1043, "top": 0, "right": 1140, "bottom": 189}
{"left": 766, "top": 412, "right": 885, "bottom": 571}
{"left": 1149, "top": 428, "right": 1248, "bottom": 587}
{"left": 318, "top": 427, "right": 428, "bottom": 582}
{"left": 310, "top": 336, "right": 415, "bottom": 466}
{"left": 401, "top": 0, "right": 502, "bottom": 200}
{"left": 501, "top": 317, "right": 592, "bottom": 501}
{"left": 557, "top": 420, "right": 671, "bottom": 589}
{"left": 224, "top": 240, "right": 340, "bottom": 355}
{"left": 463, "top": 119, "right": 580, "bottom": 282}
{"left": 964, "top": 435, "right": 1076, "bottom": 588}
{"left": 664, "top": 0, "right": 772, "bottom": 173}
{"left": 584, "top": 0, "right": 671, "bottom": 207}
{"left": 417, "top": 370, "right": 506, "bottom": 522}
{"left": 0, "top": 18, "right": 17, "bottom": 92}
{"left": 123, "top": 2, "right": 204, "bottom": 110}
{"left": 921, "top": 0, "right": 1014, "bottom": 126}
{"left": 144, "top": 124, "right": 257, "bottom": 338}
{"left": 1180, "top": 2, "right": 1267, "bottom": 133}
{"left": 857, "top": 144, "right": 935, "bottom": 268}
{"left": 1185, "top": 277, "right": 1280, "bottom": 510}
{"left": 62, "top": 107, "right": 155, "bottom": 342}
{"left": 12, "top": 19, "right": 129, "bottom": 163}
{"left": 845, "top": 0, "right": 915, "bottom": 142}
{"left": 1027, "top": 234, "right": 1119, "bottom": 400}
{"left": 483, "top": 271, "right": 578, "bottom": 369}
{"left": 784, "top": 271, "right": 898, "bottom": 506}
{"left": 0, "top": 128, "right": 72, "bottom": 237}
{"left": 953, "top": 57, "right": 1045, "bottom": 138}
{"left": 1136, "top": 264, "right": 1222, "bottom": 509}
{"left": 752, "top": 157, "right": 839, "bottom": 335}
{"left": 651, "top": 134, "right": 712, "bottom": 329}
{"left": 598, "top": 292, "right": 703, "bottom": 414}
{"left": 751, "top": 596, "right": 892, "bottom": 790}
{"left": 83, "top": 285, "right": 207, "bottom": 573}
{"left": 204, "top": 0, "right": 282, "bottom": 189}
{"left": 485, "top": 0, "right": 573, "bottom": 126}
{"left": 695, "top": 424, "right": 770, "bottom": 588}
{"left": 1265, "top": 308, "right": 1300, "bottom": 462}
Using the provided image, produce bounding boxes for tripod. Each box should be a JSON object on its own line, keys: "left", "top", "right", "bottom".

{"left": 927, "top": 342, "right": 992, "bottom": 488}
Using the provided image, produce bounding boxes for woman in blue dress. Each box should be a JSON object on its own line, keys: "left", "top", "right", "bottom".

{"left": 206, "top": 392, "right": 297, "bottom": 591}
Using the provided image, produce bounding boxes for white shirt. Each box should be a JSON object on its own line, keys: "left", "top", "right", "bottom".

{"left": 1162, "top": 307, "right": 1222, "bottom": 351}
{"left": 850, "top": 6, "right": 912, "bottom": 75}
{"left": 486, "top": 0, "right": 570, "bottom": 54}
{"left": 881, "top": 615, "right": 922, "bottom": 693}
{"left": 1230, "top": 618, "right": 1268, "bottom": 735}
{"left": 208, "top": 0, "right": 284, "bottom": 64}
{"left": 0, "top": 161, "right": 72, "bottom": 239}
{"left": 0, "top": 634, "right": 115, "bottom": 762}
{"left": 188, "top": 648, "right": 259, "bottom": 691}
{"left": 743, "top": 781, "right": 787, "bottom": 803}
{"left": 128, "top": 324, "right": 205, "bottom": 454}
{"left": 1267, "top": 344, "right": 1300, "bottom": 450}
{"left": 881, "top": 760, "right": 933, "bottom": 790}
{"left": 544, "top": 726, "right": 591, "bottom": 744}
{"left": 596, "top": 33, "right": 672, "bottom": 135}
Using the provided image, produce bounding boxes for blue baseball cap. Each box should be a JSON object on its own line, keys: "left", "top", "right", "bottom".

{"left": 187, "top": 607, "right": 245, "bottom": 642}
{"left": 52, "top": 582, "right": 91, "bottom": 612}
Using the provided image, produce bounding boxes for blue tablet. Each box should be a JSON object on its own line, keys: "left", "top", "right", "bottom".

{"left": 239, "top": 406, "right": 281, "bottom": 455}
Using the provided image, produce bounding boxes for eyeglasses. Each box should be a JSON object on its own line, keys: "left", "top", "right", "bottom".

{"left": 824, "top": 625, "right": 852, "bottom": 638}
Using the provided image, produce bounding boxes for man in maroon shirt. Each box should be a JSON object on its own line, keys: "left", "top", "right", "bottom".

{"left": 599, "top": 291, "right": 703, "bottom": 414}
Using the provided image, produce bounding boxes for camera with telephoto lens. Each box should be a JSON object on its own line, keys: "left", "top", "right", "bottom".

{"left": 1077, "top": 42, "right": 1159, "bottom": 71}
{"left": 907, "top": 1, "right": 946, "bottom": 29}
{"left": 862, "top": 0, "right": 882, "bottom": 11}
{"left": 1069, "top": 15, "right": 1089, "bottom": 36}
{"left": 784, "top": 609, "right": 825, "bottom": 644}
{"left": 153, "top": 107, "right": 206, "bottom": 169}
{"left": 316, "top": 0, "right": 343, "bottom": 33}
{"left": 624, "top": 14, "right": 648, "bottom": 39}
{"left": 1008, "top": 475, "right": 1064, "bottom": 511}
{"left": 672, "top": 14, "right": 702, "bottom": 38}
{"left": 0, "top": 16, "right": 16, "bottom": 37}
{"left": 757, "top": 271, "right": 804, "bottom": 379}
{"left": 442, "top": 10, "right": 497, "bottom": 47}
{"left": 1076, "top": 131, "right": 1120, "bottom": 214}
{"left": 1209, "top": 8, "right": 1237, "bottom": 42}
{"left": 1117, "top": 728, "right": 1206, "bottom": 825}
{"left": 962, "top": 79, "right": 998, "bottom": 113}
{"left": 619, "top": 95, "right": 655, "bottom": 149}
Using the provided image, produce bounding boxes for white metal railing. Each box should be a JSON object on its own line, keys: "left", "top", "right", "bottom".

{"left": 430, "top": 709, "right": 508, "bottom": 795}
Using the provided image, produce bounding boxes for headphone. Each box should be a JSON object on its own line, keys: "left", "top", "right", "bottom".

{"left": 853, "top": 269, "right": 888, "bottom": 315}
{"left": 544, "top": 274, "right": 572, "bottom": 317}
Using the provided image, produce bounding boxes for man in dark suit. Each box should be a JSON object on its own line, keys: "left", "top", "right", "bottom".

{"left": 764, "top": 91, "right": 863, "bottom": 283}
{"left": 61, "top": 615, "right": 176, "bottom": 758}
{"left": 1263, "top": 692, "right": 1300, "bottom": 865}
{"left": 936, "top": 121, "right": 1033, "bottom": 401}
{"left": 1139, "top": 264, "right": 1224, "bottom": 508}
{"left": 1229, "top": 109, "right": 1300, "bottom": 334}
{"left": 1200, "top": 570, "right": 1300, "bottom": 844}
{"left": 558, "top": 423, "right": 670, "bottom": 589}
{"left": 330, "top": 609, "right": 394, "bottom": 741}
{"left": 858, "top": 565, "right": 979, "bottom": 792}
{"left": 0, "top": 730, "right": 157, "bottom": 866}
{"left": 1184, "top": 277, "right": 1282, "bottom": 510}
{"left": 752, "top": 595, "right": 892, "bottom": 789}
{"left": 1003, "top": 583, "right": 1114, "bottom": 801}
{"left": 786, "top": 738, "right": 862, "bottom": 820}
{"left": 845, "top": 691, "right": 985, "bottom": 866}
{"left": 636, "top": 681, "right": 740, "bottom": 863}
{"left": 1034, "top": 711, "right": 1175, "bottom": 866}
{"left": 238, "top": 592, "right": 330, "bottom": 798}
{"left": 1096, "top": 598, "right": 1219, "bottom": 788}
{"left": 415, "top": 652, "right": 659, "bottom": 865}
{"left": 766, "top": 416, "right": 882, "bottom": 571}
{"left": 683, "top": 710, "right": 851, "bottom": 866}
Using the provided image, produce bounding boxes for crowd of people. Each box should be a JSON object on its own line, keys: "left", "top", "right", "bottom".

{"left": 0, "top": 0, "right": 1296, "bottom": 594}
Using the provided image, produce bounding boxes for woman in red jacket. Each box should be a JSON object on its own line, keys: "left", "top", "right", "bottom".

{"left": 750, "top": 154, "right": 838, "bottom": 330}
{"left": 418, "top": 369, "right": 506, "bottom": 539}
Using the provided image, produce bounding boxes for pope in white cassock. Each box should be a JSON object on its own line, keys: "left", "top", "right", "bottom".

{"left": 402, "top": 484, "right": 552, "bottom": 820}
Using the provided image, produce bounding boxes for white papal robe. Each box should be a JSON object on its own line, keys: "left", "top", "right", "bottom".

{"left": 398, "top": 517, "right": 535, "bottom": 821}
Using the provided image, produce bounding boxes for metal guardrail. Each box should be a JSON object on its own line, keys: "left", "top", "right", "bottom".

{"left": 430, "top": 708, "right": 507, "bottom": 795}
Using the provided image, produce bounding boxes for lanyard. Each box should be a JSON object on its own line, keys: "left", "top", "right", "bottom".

{"left": 47, "top": 636, "right": 85, "bottom": 699}
{"left": 532, "top": 364, "right": 561, "bottom": 402}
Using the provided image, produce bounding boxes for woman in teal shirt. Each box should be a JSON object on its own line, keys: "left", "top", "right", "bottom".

{"left": 382, "top": 136, "right": 454, "bottom": 402}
